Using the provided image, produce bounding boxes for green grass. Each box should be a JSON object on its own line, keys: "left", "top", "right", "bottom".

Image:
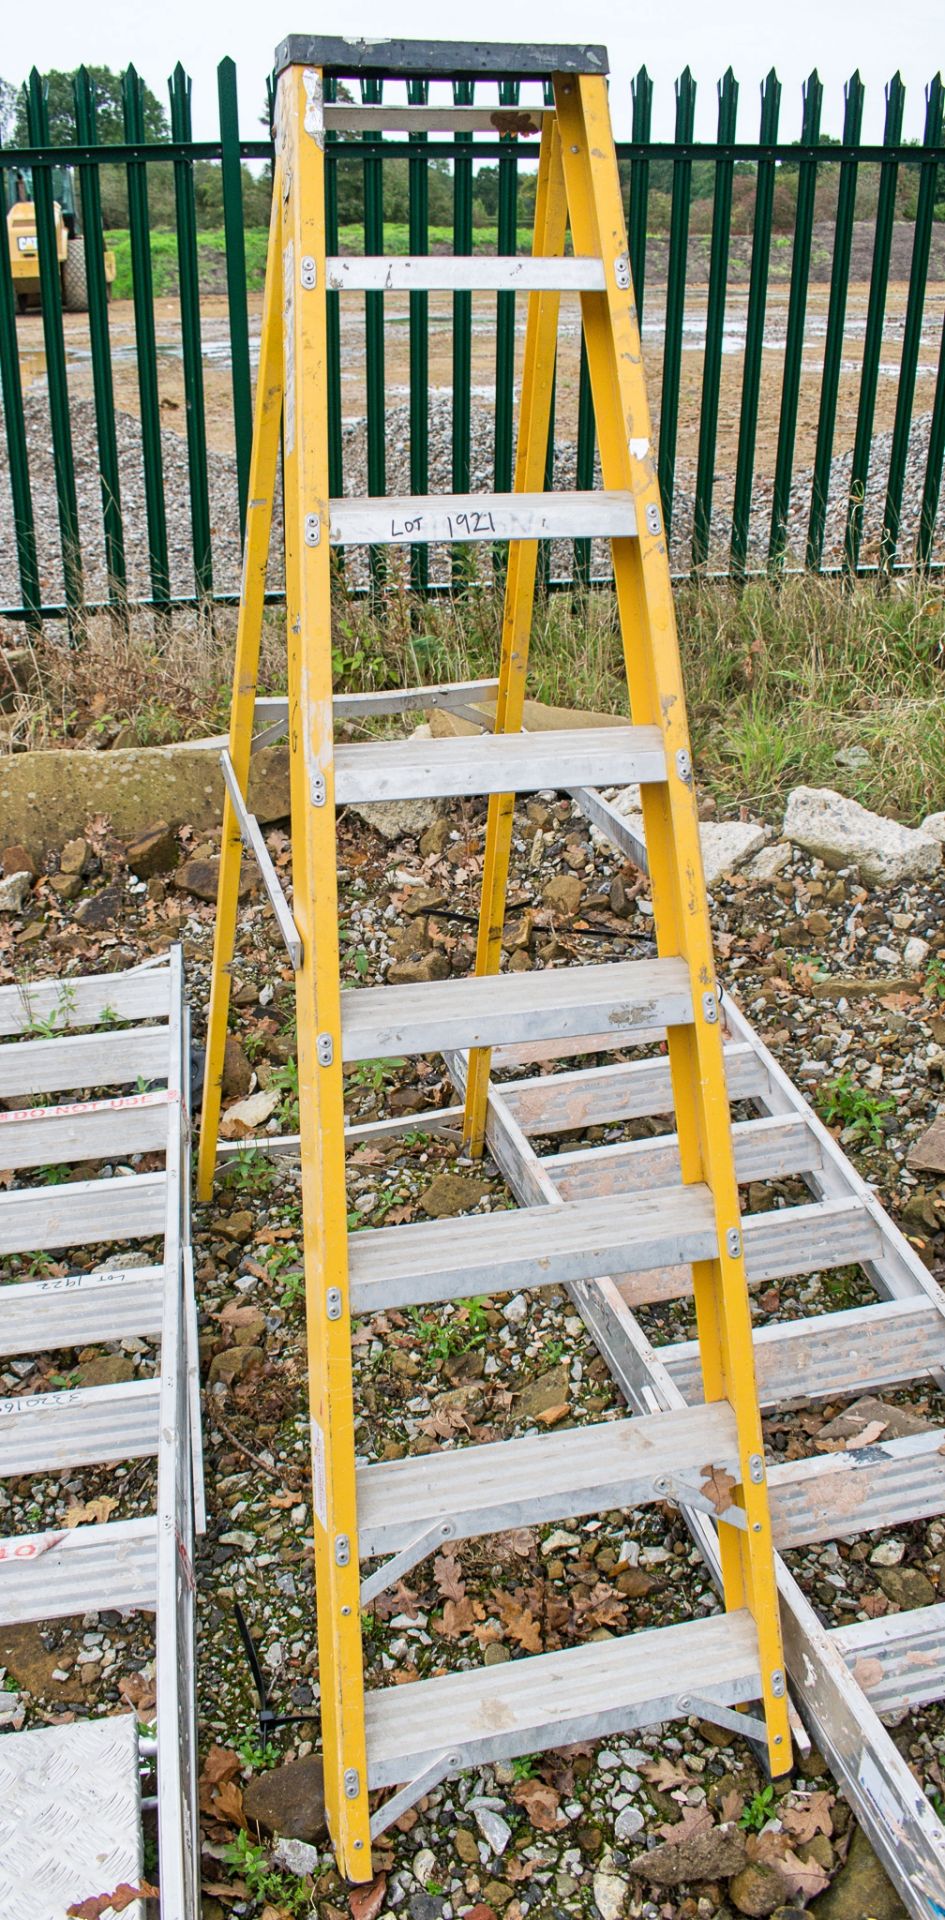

{"left": 329, "top": 573, "right": 945, "bottom": 824}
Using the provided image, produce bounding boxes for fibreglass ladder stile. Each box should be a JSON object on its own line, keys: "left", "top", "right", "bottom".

{"left": 197, "top": 36, "right": 792, "bottom": 1881}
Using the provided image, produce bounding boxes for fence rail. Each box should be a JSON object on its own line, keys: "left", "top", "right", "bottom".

{"left": 0, "top": 56, "right": 943, "bottom": 631}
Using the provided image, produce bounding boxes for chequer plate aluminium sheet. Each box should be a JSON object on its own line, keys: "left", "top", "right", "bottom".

{"left": 0, "top": 1713, "right": 143, "bottom": 1920}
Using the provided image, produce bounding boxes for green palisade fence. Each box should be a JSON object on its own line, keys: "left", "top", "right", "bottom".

{"left": 0, "top": 56, "right": 943, "bottom": 629}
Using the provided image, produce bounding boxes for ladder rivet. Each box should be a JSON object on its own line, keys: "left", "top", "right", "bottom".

{"left": 335, "top": 1533, "right": 351, "bottom": 1566}
{"left": 701, "top": 989, "right": 719, "bottom": 1024}
{"left": 748, "top": 1453, "right": 765, "bottom": 1484}
{"left": 344, "top": 1767, "right": 361, "bottom": 1798}
{"left": 326, "top": 1287, "right": 342, "bottom": 1320}
{"left": 316, "top": 1031, "right": 334, "bottom": 1066}
{"left": 570, "top": 143, "right": 579, "bottom": 153}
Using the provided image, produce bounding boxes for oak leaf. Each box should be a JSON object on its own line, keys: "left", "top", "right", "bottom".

{"left": 512, "top": 1778, "right": 563, "bottom": 1831}
{"left": 64, "top": 1495, "right": 118, "bottom": 1528}
{"left": 782, "top": 1790, "right": 834, "bottom": 1843}
{"left": 433, "top": 1551, "right": 466, "bottom": 1601}
{"left": 656, "top": 1804, "right": 713, "bottom": 1843}
{"left": 67, "top": 1886, "right": 159, "bottom": 1918}
{"left": 642, "top": 1756, "right": 693, "bottom": 1792}
{"left": 495, "top": 1591, "right": 543, "bottom": 1652}
{"left": 439, "top": 1595, "right": 476, "bottom": 1640}
{"left": 199, "top": 1744, "right": 242, "bottom": 1787}
{"left": 700, "top": 1462, "right": 738, "bottom": 1514}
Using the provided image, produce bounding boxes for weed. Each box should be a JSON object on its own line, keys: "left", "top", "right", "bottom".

{"left": 221, "top": 1830, "right": 312, "bottom": 1913}
{"left": 926, "top": 956, "right": 945, "bottom": 1001}
{"left": 350, "top": 1056, "right": 405, "bottom": 1095}
{"left": 457, "top": 1296, "right": 489, "bottom": 1335}
{"left": 511, "top": 1753, "right": 538, "bottom": 1781}
{"left": 739, "top": 1785, "right": 776, "bottom": 1832}
{"left": 218, "top": 1150, "right": 276, "bottom": 1196}
{"left": 237, "top": 1733, "right": 282, "bottom": 1771}
{"left": 542, "top": 1338, "right": 566, "bottom": 1364}
{"left": 817, "top": 1071, "right": 895, "bottom": 1146}
{"left": 36, "top": 1164, "right": 71, "bottom": 1186}
{"left": 407, "top": 1306, "right": 486, "bottom": 1367}
{"left": 99, "top": 1004, "right": 121, "bottom": 1030}
{"left": 271, "top": 1058, "right": 300, "bottom": 1130}
{"left": 931, "top": 1788, "right": 945, "bottom": 1823}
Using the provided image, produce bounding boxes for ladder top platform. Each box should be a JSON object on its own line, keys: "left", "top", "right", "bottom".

{"left": 273, "top": 36, "right": 610, "bottom": 80}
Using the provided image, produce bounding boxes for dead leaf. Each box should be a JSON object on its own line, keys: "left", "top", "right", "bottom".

{"left": 494, "top": 1591, "right": 543, "bottom": 1652}
{"left": 859, "top": 1592, "right": 889, "bottom": 1618}
{"left": 845, "top": 1419, "right": 888, "bottom": 1450}
{"left": 700, "top": 1463, "right": 738, "bottom": 1514}
{"left": 656, "top": 1804, "right": 713, "bottom": 1843}
{"left": 199, "top": 1744, "right": 242, "bottom": 1787}
{"left": 64, "top": 1495, "right": 118, "bottom": 1529}
{"left": 433, "top": 1551, "right": 466, "bottom": 1601}
{"left": 777, "top": 1847, "right": 831, "bottom": 1901}
{"left": 439, "top": 1595, "right": 476, "bottom": 1640}
{"left": 67, "top": 1885, "right": 159, "bottom": 1919}
{"left": 512, "top": 1778, "right": 563, "bottom": 1832}
{"left": 643, "top": 1756, "right": 694, "bottom": 1792}
{"left": 575, "top": 1580, "right": 629, "bottom": 1630}
{"left": 349, "top": 1873, "right": 386, "bottom": 1920}
{"left": 782, "top": 1790, "right": 834, "bottom": 1843}
{"left": 211, "top": 1778, "right": 245, "bottom": 1827}
{"left": 371, "top": 1580, "right": 419, "bottom": 1621}
{"left": 852, "top": 1655, "right": 885, "bottom": 1691}
{"left": 218, "top": 1300, "right": 266, "bottom": 1328}
{"left": 117, "top": 1672, "right": 156, "bottom": 1714}
{"left": 719, "top": 1788, "right": 744, "bottom": 1823}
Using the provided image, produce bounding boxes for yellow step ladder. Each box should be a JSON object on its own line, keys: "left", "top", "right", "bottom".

{"left": 197, "top": 33, "right": 792, "bottom": 1880}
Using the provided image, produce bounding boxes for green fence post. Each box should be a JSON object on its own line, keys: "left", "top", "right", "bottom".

{"left": 324, "top": 75, "right": 343, "bottom": 510}
{"left": 0, "top": 137, "right": 41, "bottom": 630}
{"left": 730, "top": 69, "right": 780, "bottom": 580}
{"left": 361, "top": 74, "right": 385, "bottom": 593}
{"left": 494, "top": 78, "right": 520, "bottom": 587}
{"left": 574, "top": 338, "right": 595, "bottom": 588}
{"left": 169, "top": 64, "right": 213, "bottom": 605}
{"left": 628, "top": 67, "right": 652, "bottom": 322}
{"left": 844, "top": 73, "right": 905, "bottom": 576}
{"left": 452, "top": 77, "right": 475, "bottom": 588}
{"left": 73, "top": 66, "right": 127, "bottom": 621}
{"left": 692, "top": 67, "right": 738, "bottom": 570}
{"left": 658, "top": 68, "right": 696, "bottom": 546}
{"left": 768, "top": 70, "right": 823, "bottom": 569}
{"left": 218, "top": 56, "right": 253, "bottom": 547}
{"left": 806, "top": 72, "right": 864, "bottom": 570}
{"left": 123, "top": 64, "right": 170, "bottom": 613}
{"left": 881, "top": 73, "right": 944, "bottom": 571}
{"left": 26, "top": 69, "right": 84, "bottom": 637}
{"left": 407, "top": 76, "right": 430, "bottom": 595}
{"left": 917, "top": 306, "right": 945, "bottom": 572}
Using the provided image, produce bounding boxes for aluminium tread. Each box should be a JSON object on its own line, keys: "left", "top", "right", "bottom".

{"left": 357, "top": 1400, "right": 738, "bottom": 1557}
{"left": 0, "top": 1267, "right": 164, "bottom": 1357}
{"left": 665, "top": 1296, "right": 945, "bottom": 1410}
{"left": 364, "top": 1607, "right": 759, "bottom": 1787}
{"left": 333, "top": 725, "right": 665, "bottom": 805}
{"left": 326, "top": 256, "right": 605, "bottom": 292}
{"left": 341, "top": 955, "right": 692, "bottom": 1062}
{"left": 0, "top": 965, "right": 170, "bottom": 1037}
{"left": 0, "top": 1379, "right": 160, "bottom": 1477}
{"left": 348, "top": 1180, "right": 717, "bottom": 1312}
{"left": 0, "top": 1025, "right": 170, "bottom": 1101}
{"left": 0, "top": 1171, "right": 167, "bottom": 1256}
{"left": 547, "top": 1112, "right": 819, "bottom": 1198}
{"left": 0, "top": 1516, "right": 156, "bottom": 1624}
{"left": 329, "top": 490, "right": 636, "bottom": 548}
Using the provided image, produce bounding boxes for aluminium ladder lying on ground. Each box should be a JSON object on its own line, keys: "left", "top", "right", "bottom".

{"left": 0, "top": 950, "right": 202, "bottom": 1919}
{"left": 197, "top": 34, "right": 794, "bottom": 1880}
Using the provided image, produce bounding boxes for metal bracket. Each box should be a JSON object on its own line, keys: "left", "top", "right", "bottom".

{"left": 316, "top": 1032, "right": 334, "bottom": 1066}
{"left": 748, "top": 1453, "right": 766, "bottom": 1485}
{"left": 644, "top": 502, "right": 662, "bottom": 537}
{"left": 310, "top": 770, "right": 327, "bottom": 807}
{"left": 701, "top": 989, "right": 719, "bottom": 1024}
{"left": 369, "top": 1749, "right": 461, "bottom": 1842}
{"left": 726, "top": 1227, "right": 742, "bottom": 1259}
{"left": 613, "top": 252, "right": 631, "bottom": 289}
{"left": 304, "top": 512, "right": 321, "bottom": 547}
{"left": 335, "top": 1534, "right": 351, "bottom": 1567}
{"left": 674, "top": 748, "right": 692, "bottom": 784}
{"left": 360, "top": 1519, "right": 457, "bottom": 1608}
{"left": 652, "top": 1472, "right": 748, "bottom": 1531}
{"left": 676, "top": 1693, "right": 769, "bottom": 1746}
{"left": 300, "top": 254, "right": 317, "bottom": 289}
{"left": 343, "top": 1766, "right": 360, "bottom": 1798}
{"left": 326, "top": 1287, "right": 342, "bottom": 1321}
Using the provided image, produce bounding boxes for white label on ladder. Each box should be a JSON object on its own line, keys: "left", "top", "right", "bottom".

{"left": 283, "top": 240, "right": 296, "bottom": 456}
{"left": 310, "top": 1417, "right": 328, "bottom": 1529}
{"left": 303, "top": 69, "right": 324, "bottom": 148}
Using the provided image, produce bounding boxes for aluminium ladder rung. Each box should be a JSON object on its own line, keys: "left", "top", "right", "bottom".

{"left": 0, "top": 1090, "right": 170, "bottom": 1172}
{"left": 0, "top": 1024, "right": 170, "bottom": 1101}
{"left": 612, "top": 1195, "right": 884, "bottom": 1311}
{"left": 328, "top": 490, "right": 636, "bottom": 548}
{"left": 348, "top": 1180, "right": 717, "bottom": 1313}
{"left": 363, "top": 1607, "right": 760, "bottom": 1789}
{"left": 833, "top": 1606, "right": 945, "bottom": 1719}
{"left": 334, "top": 724, "right": 665, "bottom": 804}
{"left": 0, "top": 1378, "right": 160, "bottom": 1477}
{"left": 323, "top": 104, "right": 552, "bottom": 134}
{"left": 500, "top": 1039, "right": 771, "bottom": 1130}
{"left": 769, "top": 1428, "right": 945, "bottom": 1551}
{"left": 357, "top": 1400, "right": 738, "bottom": 1557}
{"left": 0, "top": 1266, "right": 164, "bottom": 1357}
{"left": 0, "top": 965, "right": 171, "bottom": 1038}
{"left": 0, "top": 1170, "right": 167, "bottom": 1256}
{"left": 0, "top": 1516, "right": 156, "bottom": 1625}
{"left": 326, "top": 256, "right": 605, "bottom": 292}
{"left": 341, "top": 955, "right": 692, "bottom": 1062}
{"left": 667, "top": 1296, "right": 945, "bottom": 1412}
{"left": 547, "top": 1112, "right": 820, "bottom": 1198}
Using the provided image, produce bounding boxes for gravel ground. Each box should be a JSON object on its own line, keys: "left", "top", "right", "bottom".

{"left": 1, "top": 384, "right": 942, "bottom": 621}
{"left": 3, "top": 776, "right": 945, "bottom": 1917}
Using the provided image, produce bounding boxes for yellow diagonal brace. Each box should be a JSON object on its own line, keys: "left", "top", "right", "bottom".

{"left": 197, "top": 175, "right": 284, "bottom": 1202}
{"left": 277, "top": 65, "right": 371, "bottom": 1875}
{"left": 555, "top": 71, "right": 792, "bottom": 1776}
{"left": 462, "top": 117, "right": 567, "bottom": 1155}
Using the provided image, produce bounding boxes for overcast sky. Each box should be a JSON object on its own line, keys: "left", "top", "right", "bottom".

{"left": 3, "top": 0, "right": 942, "bottom": 146}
